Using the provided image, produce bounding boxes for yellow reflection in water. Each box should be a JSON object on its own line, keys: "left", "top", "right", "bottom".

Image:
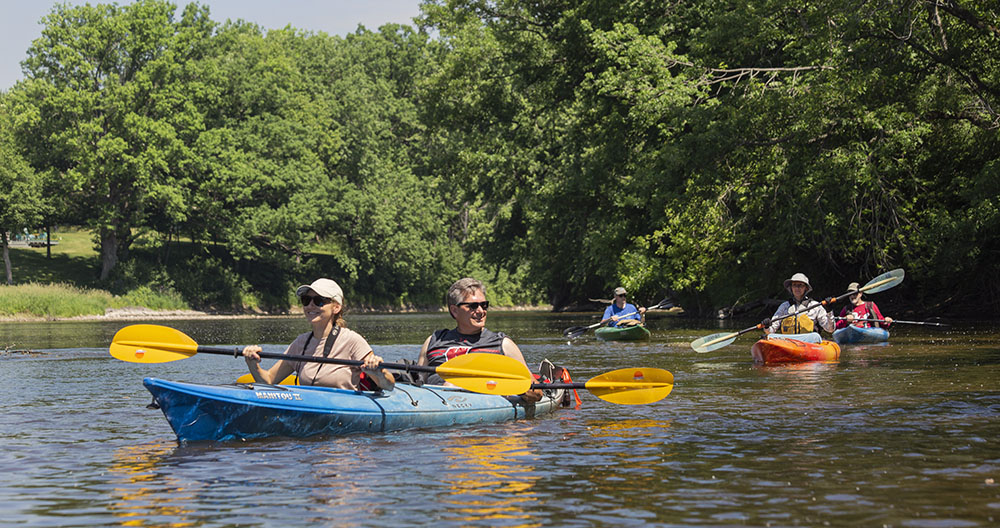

{"left": 440, "top": 431, "right": 541, "bottom": 527}
{"left": 585, "top": 419, "right": 674, "bottom": 492}
{"left": 586, "top": 418, "right": 671, "bottom": 441}
{"left": 107, "top": 443, "right": 196, "bottom": 527}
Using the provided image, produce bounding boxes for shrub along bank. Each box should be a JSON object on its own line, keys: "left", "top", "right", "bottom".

{"left": 0, "top": 283, "right": 188, "bottom": 319}
{"left": 1, "top": 227, "right": 542, "bottom": 318}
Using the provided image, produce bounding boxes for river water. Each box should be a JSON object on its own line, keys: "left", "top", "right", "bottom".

{"left": 1, "top": 312, "right": 998, "bottom": 527}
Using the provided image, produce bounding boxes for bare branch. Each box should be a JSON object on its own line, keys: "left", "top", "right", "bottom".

{"left": 928, "top": 2, "right": 949, "bottom": 50}
{"left": 932, "top": 0, "right": 1000, "bottom": 40}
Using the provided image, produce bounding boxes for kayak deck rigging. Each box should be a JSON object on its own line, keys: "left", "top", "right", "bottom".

{"left": 145, "top": 361, "right": 568, "bottom": 443}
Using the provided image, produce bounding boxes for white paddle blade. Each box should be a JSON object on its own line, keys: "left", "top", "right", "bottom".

{"left": 690, "top": 332, "right": 738, "bottom": 353}
{"left": 861, "top": 268, "right": 904, "bottom": 294}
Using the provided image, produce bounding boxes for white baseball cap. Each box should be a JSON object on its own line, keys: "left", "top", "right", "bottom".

{"left": 295, "top": 278, "right": 344, "bottom": 304}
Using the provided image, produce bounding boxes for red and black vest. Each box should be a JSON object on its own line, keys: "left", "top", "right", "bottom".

{"left": 425, "top": 328, "right": 506, "bottom": 367}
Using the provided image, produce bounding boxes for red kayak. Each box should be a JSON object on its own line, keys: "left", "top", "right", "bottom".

{"left": 751, "top": 338, "right": 841, "bottom": 365}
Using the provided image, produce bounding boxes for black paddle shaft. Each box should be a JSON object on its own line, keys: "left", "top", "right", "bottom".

{"left": 835, "top": 317, "right": 948, "bottom": 327}
{"left": 531, "top": 382, "right": 586, "bottom": 389}
{"left": 197, "top": 345, "right": 439, "bottom": 374}
{"left": 762, "top": 290, "right": 863, "bottom": 330}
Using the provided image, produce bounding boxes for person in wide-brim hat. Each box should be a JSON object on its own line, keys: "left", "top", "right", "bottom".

{"left": 783, "top": 272, "right": 813, "bottom": 294}
{"left": 764, "top": 272, "right": 835, "bottom": 335}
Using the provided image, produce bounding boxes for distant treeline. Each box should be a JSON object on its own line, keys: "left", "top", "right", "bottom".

{"left": 1, "top": 1, "right": 997, "bottom": 316}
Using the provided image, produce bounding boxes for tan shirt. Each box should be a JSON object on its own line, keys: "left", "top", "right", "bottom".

{"left": 284, "top": 328, "right": 373, "bottom": 389}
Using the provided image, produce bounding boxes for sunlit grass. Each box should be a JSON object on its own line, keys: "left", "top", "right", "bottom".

{"left": 7, "top": 227, "right": 100, "bottom": 287}
{"left": 2, "top": 228, "right": 191, "bottom": 317}
{"left": 0, "top": 282, "right": 189, "bottom": 318}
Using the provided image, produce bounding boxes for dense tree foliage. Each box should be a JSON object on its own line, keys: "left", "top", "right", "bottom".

{"left": 6, "top": 0, "right": 998, "bottom": 315}
{"left": 417, "top": 0, "right": 1000, "bottom": 315}
{"left": 18, "top": 1, "right": 205, "bottom": 280}
{"left": 0, "top": 92, "right": 46, "bottom": 284}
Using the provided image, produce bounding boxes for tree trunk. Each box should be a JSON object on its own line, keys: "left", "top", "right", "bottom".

{"left": 46, "top": 225, "right": 52, "bottom": 259}
{"left": 99, "top": 227, "right": 118, "bottom": 281}
{"left": 2, "top": 231, "right": 12, "bottom": 285}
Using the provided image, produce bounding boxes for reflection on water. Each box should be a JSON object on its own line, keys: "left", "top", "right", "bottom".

{"left": 108, "top": 443, "right": 194, "bottom": 527}
{"left": 439, "top": 432, "right": 540, "bottom": 527}
{"left": 586, "top": 418, "right": 672, "bottom": 442}
{"left": 583, "top": 418, "right": 677, "bottom": 500}
{"left": 754, "top": 360, "right": 838, "bottom": 382}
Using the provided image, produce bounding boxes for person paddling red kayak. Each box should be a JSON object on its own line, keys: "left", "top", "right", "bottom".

{"left": 836, "top": 281, "right": 893, "bottom": 329}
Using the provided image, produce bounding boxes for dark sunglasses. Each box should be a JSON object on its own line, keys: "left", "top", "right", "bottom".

{"left": 456, "top": 301, "right": 489, "bottom": 311}
{"left": 300, "top": 295, "right": 332, "bottom": 307}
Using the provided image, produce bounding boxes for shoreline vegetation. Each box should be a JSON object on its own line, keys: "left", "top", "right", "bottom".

{"left": 0, "top": 229, "right": 945, "bottom": 323}
{"left": 0, "top": 282, "right": 556, "bottom": 322}
{"left": 2, "top": 227, "right": 557, "bottom": 319}
{"left": 0, "top": 227, "right": 548, "bottom": 320}
{"left": 0, "top": 305, "right": 556, "bottom": 323}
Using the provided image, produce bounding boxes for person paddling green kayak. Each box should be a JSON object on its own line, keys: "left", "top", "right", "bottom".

{"left": 600, "top": 287, "right": 647, "bottom": 327}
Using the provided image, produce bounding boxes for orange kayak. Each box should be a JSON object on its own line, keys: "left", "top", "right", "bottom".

{"left": 751, "top": 338, "right": 841, "bottom": 364}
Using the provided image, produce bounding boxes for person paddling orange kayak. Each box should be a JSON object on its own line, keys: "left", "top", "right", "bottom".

{"left": 763, "top": 272, "right": 835, "bottom": 336}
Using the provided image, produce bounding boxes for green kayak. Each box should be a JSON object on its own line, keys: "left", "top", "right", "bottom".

{"left": 595, "top": 324, "right": 651, "bottom": 341}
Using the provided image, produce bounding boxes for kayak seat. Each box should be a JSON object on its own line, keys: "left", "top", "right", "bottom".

{"left": 388, "top": 358, "right": 426, "bottom": 386}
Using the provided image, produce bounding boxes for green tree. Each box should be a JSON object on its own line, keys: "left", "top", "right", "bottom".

{"left": 168, "top": 22, "right": 455, "bottom": 307}
{"left": 18, "top": 0, "right": 202, "bottom": 281}
{"left": 419, "top": 1, "right": 711, "bottom": 305}
{"left": 0, "top": 92, "right": 45, "bottom": 284}
{"left": 316, "top": 25, "right": 458, "bottom": 304}
{"left": 420, "top": 0, "right": 1000, "bottom": 314}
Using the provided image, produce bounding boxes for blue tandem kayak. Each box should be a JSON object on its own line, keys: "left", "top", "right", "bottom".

{"left": 832, "top": 325, "right": 889, "bottom": 344}
{"left": 145, "top": 376, "right": 566, "bottom": 443}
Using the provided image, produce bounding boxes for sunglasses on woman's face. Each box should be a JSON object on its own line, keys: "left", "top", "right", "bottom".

{"left": 300, "top": 295, "right": 332, "bottom": 307}
{"left": 457, "top": 301, "right": 489, "bottom": 311}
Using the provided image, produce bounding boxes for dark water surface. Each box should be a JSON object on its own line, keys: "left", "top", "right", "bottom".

{"left": 2, "top": 312, "right": 998, "bottom": 527}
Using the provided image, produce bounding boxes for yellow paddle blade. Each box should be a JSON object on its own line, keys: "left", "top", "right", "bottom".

{"left": 236, "top": 373, "right": 298, "bottom": 385}
{"left": 435, "top": 353, "right": 533, "bottom": 396}
{"left": 109, "top": 324, "right": 199, "bottom": 363}
{"left": 585, "top": 367, "right": 674, "bottom": 405}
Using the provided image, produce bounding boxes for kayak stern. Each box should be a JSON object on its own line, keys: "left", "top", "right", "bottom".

{"left": 595, "top": 325, "right": 651, "bottom": 341}
{"left": 751, "top": 338, "right": 841, "bottom": 365}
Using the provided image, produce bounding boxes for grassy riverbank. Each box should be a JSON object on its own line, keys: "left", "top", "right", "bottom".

{"left": 6, "top": 228, "right": 102, "bottom": 287}
{"left": 0, "top": 283, "right": 189, "bottom": 319}
{"left": 2, "top": 227, "right": 547, "bottom": 319}
{"left": 3, "top": 228, "right": 191, "bottom": 318}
